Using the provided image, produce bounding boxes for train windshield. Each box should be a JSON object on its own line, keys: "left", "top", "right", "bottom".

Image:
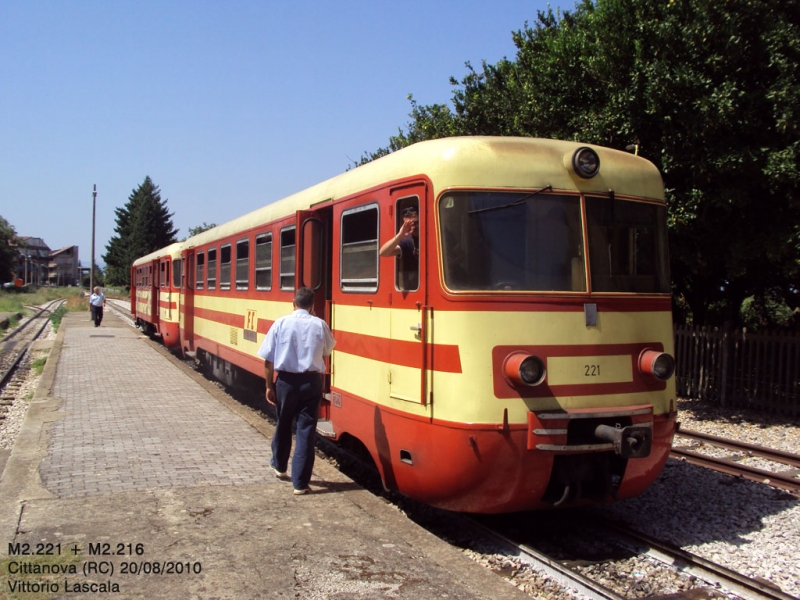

{"left": 438, "top": 192, "right": 670, "bottom": 294}
{"left": 439, "top": 192, "right": 585, "bottom": 291}
{"left": 585, "top": 196, "right": 670, "bottom": 293}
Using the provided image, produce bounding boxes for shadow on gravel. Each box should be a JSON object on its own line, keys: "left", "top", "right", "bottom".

{"left": 593, "top": 458, "right": 798, "bottom": 550}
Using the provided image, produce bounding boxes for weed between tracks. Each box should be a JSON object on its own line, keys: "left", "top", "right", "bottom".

{"left": 0, "top": 552, "right": 82, "bottom": 600}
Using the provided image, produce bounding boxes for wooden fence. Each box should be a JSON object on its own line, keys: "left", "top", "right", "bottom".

{"left": 674, "top": 325, "right": 800, "bottom": 417}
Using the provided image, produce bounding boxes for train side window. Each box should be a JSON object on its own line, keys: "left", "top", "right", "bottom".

{"left": 340, "top": 203, "right": 379, "bottom": 293}
{"left": 236, "top": 238, "right": 249, "bottom": 291}
{"left": 255, "top": 232, "right": 272, "bottom": 291}
{"left": 161, "top": 261, "right": 170, "bottom": 289}
{"left": 280, "top": 226, "right": 296, "bottom": 291}
{"left": 207, "top": 248, "right": 217, "bottom": 290}
{"left": 172, "top": 258, "right": 181, "bottom": 289}
{"left": 220, "top": 244, "right": 232, "bottom": 290}
{"left": 196, "top": 252, "right": 205, "bottom": 290}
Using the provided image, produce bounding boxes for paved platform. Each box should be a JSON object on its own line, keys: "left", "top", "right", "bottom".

{"left": 0, "top": 311, "right": 528, "bottom": 599}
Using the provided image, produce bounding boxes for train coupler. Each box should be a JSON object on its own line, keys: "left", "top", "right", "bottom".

{"left": 594, "top": 424, "right": 652, "bottom": 459}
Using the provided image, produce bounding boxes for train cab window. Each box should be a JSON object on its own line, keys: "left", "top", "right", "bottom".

{"left": 196, "top": 252, "right": 205, "bottom": 290}
{"left": 255, "top": 233, "right": 272, "bottom": 291}
{"left": 585, "top": 196, "right": 670, "bottom": 293}
{"left": 340, "top": 204, "right": 379, "bottom": 293}
{"left": 207, "top": 248, "right": 217, "bottom": 290}
{"left": 438, "top": 191, "right": 585, "bottom": 292}
{"left": 279, "top": 226, "right": 296, "bottom": 291}
{"left": 220, "top": 244, "right": 232, "bottom": 291}
{"left": 172, "top": 259, "right": 181, "bottom": 289}
{"left": 382, "top": 197, "right": 419, "bottom": 291}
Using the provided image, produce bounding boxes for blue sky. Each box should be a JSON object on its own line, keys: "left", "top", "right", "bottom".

{"left": 1, "top": 0, "right": 556, "bottom": 267}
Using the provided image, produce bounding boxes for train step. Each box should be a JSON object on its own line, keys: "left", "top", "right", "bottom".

{"left": 316, "top": 419, "right": 335, "bottom": 438}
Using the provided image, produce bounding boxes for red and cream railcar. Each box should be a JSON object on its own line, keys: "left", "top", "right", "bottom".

{"left": 131, "top": 242, "right": 183, "bottom": 348}
{"left": 171, "top": 136, "right": 676, "bottom": 513}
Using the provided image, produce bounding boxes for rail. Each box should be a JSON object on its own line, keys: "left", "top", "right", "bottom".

{"left": 672, "top": 428, "right": 800, "bottom": 495}
{"left": 0, "top": 299, "right": 63, "bottom": 389}
{"left": 602, "top": 520, "right": 798, "bottom": 600}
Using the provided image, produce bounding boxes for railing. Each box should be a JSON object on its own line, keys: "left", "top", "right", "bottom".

{"left": 674, "top": 325, "right": 800, "bottom": 417}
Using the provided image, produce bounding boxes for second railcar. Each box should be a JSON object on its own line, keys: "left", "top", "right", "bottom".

{"left": 131, "top": 242, "right": 183, "bottom": 348}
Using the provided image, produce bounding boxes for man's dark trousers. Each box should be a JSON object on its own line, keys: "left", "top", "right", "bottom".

{"left": 271, "top": 371, "right": 322, "bottom": 490}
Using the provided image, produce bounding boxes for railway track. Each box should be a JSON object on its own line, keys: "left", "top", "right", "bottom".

{"left": 466, "top": 506, "right": 799, "bottom": 600}
{"left": 672, "top": 427, "right": 800, "bottom": 495}
{"left": 0, "top": 299, "right": 62, "bottom": 390}
{"left": 318, "top": 436, "right": 798, "bottom": 600}
{"left": 0, "top": 300, "right": 62, "bottom": 431}
{"left": 105, "top": 297, "right": 135, "bottom": 326}
{"left": 600, "top": 520, "right": 798, "bottom": 600}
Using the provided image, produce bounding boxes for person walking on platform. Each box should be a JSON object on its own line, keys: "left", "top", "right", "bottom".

{"left": 89, "top": 286, "right": 106, "bottom": 327}
{"left": 257, "top": 287, "right": 335, "bottom": 495}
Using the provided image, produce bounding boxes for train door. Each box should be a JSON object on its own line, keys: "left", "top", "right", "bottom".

{"left": 295, "top": 205, "right": 334, "bottom": 395}
{"left": 150, "top": 260, "right": 159, "bottom": 324}
{"left": 387, "top": 183, "right": 430, "bottom": 406}
{"left": 181, "top": 251, "right": 195, "bottom": 354}
{"left": 160, "top": 258, "right": 171, "bottom": 321}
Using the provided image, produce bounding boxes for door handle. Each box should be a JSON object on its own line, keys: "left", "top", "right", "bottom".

{"left": 410, "top": 323, "right": 421, "bottom": 332}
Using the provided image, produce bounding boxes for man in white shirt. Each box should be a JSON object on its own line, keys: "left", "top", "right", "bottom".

{"left": 89, "top": 286, "right": 106, "bottom": 327}
{"left": 257, "top": 287, "right": 335, "bottom": 495}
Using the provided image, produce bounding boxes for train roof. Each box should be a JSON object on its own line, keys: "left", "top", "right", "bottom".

{"left": 132, "top": 242, "right": 184, "bottom": 266}
{"left": 183, "top": 136, "right": 665, "bottom": 249}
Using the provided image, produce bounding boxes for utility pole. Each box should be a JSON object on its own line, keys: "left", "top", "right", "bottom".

{"left": 90, "top": 184, "right": 96, "bottom": 293}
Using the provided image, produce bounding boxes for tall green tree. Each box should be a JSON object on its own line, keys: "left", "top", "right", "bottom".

{"left": 364, "top": 0, "right": 800, "bottom": 326}
{"left": 0, "top": 215, "right": 21, "bottom": 284}
{"left": 103, "top": 177, "right": 178, "bottom": 287}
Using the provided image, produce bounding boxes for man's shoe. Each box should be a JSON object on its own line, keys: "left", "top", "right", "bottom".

{"left": 270, "top": 466, "right": 287, "bottom": 479}
{"left": 293, "top": 488, "right": 310, "bottom": 495}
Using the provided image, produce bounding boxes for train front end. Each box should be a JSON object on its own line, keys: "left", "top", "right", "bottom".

{"left": 407, "top": 140, "right": 676, "bottom": 513}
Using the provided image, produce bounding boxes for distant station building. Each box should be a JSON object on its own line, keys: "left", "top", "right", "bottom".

{"left": 13, "top": 237, "right": 80, "bottom": 286}
{"left": 50, "top": 245, "right": 80, "bottom": 286}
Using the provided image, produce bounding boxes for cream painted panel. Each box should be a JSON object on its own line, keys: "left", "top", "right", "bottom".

{"left": 333, "top": 353, "right": 432, "bottom": 419}
{"left": 333, "top": 303, "right": 392, "bottom": 333}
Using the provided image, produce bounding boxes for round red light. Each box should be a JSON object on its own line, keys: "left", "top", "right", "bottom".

{"left": 504, "top": 352, "right": 546, "bottom": 387}
{"left": 638, "top": 349, "right": 675, "bottom": 381}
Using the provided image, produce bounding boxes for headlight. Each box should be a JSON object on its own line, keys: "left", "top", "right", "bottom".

{"left": 504, "top": 352, "right": 546, "bottom": 387}
{"left": 572, "top": 147, "right": 600, "bottom": 178}
{"left": 638, "top": 349, "right": 675, "bottom": 381}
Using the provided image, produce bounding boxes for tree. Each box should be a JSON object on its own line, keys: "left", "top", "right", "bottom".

{"left": 81, "top": 263, "right": 105, "bottom": 289}
{"left": 186, "top": 222, "right": 217, "bottom": 238}
{"left": 0, "top": 215, "right": 21, "bottom": 284}
{"left": 103, "top": 177, "right": 178, "bottom": 287}
{"left": 363, "top": 0, "right": 800, "bottom": 327}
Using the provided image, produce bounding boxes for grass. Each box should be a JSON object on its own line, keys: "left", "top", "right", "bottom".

{"left": 48, "top": 306, "right": 68, "bottom": 332}
{"left": 0, "top": 287, "right": 87, "bottom": 314}
{"left": 0, "top": 551, "right": 82, "bottom": 600}
{"left": 31, "top": 357, "right": 48, "bottom": 375}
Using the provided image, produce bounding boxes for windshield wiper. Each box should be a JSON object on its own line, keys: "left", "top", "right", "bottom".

{"left": 467, "top": 185, "right": 553, "bottom": 215}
